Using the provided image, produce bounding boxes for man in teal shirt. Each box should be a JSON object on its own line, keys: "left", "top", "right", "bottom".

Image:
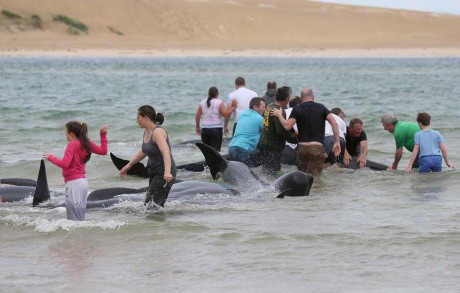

{"left": 228, "top": 97, "right": 266, "bottom": 167}
{"left": 381, "top": 113, "right": 420, "bottom": 170}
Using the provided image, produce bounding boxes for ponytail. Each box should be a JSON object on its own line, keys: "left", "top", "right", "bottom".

{"left": 207, "top": 86, "right": 219, "bottom": 108}
{"left": 66, "top": 121, "right": 92, "bottom": 162}
{"left": 138, "top": 105, "right": 165, "bottom": 125}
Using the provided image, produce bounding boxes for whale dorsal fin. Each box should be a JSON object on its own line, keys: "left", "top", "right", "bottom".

{"left": 32, "top": 160, "right": 50, "bottom": 206}
{"left": 110, "top": 152, "right": 149, "bottom": 178}
{"left": 195, "top": 142, "right": 228, "bottom": 180}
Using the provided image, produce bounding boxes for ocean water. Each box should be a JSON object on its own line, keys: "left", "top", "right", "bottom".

{"left": 0, "top": 56, "right": 459, "bottom": 292}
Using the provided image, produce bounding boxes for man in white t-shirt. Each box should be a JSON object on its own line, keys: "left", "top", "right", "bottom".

{"left": 324, "top": 108, "right": 347, "bottom": 166}
{"left": 224, "top": 76, "right": 258, "bottom": 136}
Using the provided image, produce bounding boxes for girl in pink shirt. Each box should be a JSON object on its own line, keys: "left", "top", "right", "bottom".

{"left": 43, "top": 121, "right": 108, "bottom": 221}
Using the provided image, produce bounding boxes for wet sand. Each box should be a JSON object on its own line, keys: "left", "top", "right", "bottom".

{"left": 1, "top": 0, "right": 460, "bottom": 57}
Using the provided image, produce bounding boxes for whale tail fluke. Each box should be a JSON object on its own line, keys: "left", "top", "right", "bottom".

{"left": 32, "top": 160, "right": 50, "bottom": 206}
{"left": 195, "top": 142, "right": 228, "bottom": 180}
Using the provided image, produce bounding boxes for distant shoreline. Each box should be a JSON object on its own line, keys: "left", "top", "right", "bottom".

{"left": 1, "top": 48, "right": 460, "bottom": 58}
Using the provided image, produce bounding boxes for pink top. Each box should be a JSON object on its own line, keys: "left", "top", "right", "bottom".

{"left": 48, "top": 133, "right": 108, "bottom": 182}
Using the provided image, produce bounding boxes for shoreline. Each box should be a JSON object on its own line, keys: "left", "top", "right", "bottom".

{"left": 1, "top": 48, "right": 460, "bottom": 58}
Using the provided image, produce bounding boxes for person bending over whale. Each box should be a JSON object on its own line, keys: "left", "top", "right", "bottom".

{"left": 381, "top": 113, "right": 420, "bottom": 170}
{"left": 343, "top": 118, "right": 368, "bottom": 168}
{"left": 43, "top": 121, "right": 108, "bottom": 221}
{"left": 120, "top": 105, "right": 176, "bottom": 209}
{"left": 228, "top": 97, "right": 265, "bottom": 167}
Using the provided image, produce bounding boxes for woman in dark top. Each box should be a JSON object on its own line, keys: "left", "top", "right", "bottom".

{"left": 120, "top": 105, "right": 176, "bottom": 209}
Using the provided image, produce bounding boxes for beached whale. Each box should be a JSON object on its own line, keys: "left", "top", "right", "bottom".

{"left": 341, "top": 157, "right": 389, "bottom": 170}
{"left": 111, "top": 138, "right": 388, "bottom": 176}
{"left": 1, "top": 161, "right": 239, "bottom": 208}
{"left": 195, "top": 142, "right": 313, "bottom": 197}
{"left": 0, "top": 160, "right": 50, "bottom": 205}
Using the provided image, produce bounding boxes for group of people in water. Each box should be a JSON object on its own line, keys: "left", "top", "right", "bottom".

{"left": 196, "top": 76, "right": 454, "bottom": 177}
{"left": 42, "top": 76, "right": 454, "bottom": 221}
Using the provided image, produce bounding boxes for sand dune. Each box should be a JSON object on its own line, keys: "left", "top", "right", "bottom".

{"left": 1, "top": 0, "right": 460, "bottom": 56}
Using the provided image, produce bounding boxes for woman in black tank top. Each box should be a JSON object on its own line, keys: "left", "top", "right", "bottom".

{"left": 119, "top": 105, "right": 176, "bottom": 209}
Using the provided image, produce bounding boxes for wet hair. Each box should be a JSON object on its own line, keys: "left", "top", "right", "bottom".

{"left": 349, "top": 118, "right": 363, "bottom": 128}
{"left": 66, "top": 121, "right": 91, "bottom": 162}
{"left": 138, "top": 105, "right": 164, "bottom": 125}
{"left": 275, "top": 86, "right": 291, "bottom": 102}
{"left": 266, "top": 80, "right": 277, "bottom": 90}
{"left": 417, "top": 112, "right": 431, "bottom": 126}
{"left": 206, "top": 86, "right": 219, "bottom": 108}
{"left": 381, "top": 113, "right": 398, "bottom": 125}
{"left": 235, "top": 76, "right": 246, "bottom": 86}
{"left": 249, "top": 97, "right": 265, "bottom": 109}
{"left": 289, "top": 96, "right": 302, "bottom": 108}
{"left": 330, "top": 107, "right": 345, "bottom": 118}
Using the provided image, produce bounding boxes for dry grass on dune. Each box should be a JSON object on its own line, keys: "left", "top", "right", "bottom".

{"left": 1, "top": 0, "right": 460, "bottom": 53}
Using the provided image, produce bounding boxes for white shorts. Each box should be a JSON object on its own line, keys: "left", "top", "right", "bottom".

{"left": 64, "top": 178, "right": 88, "bottom": 221}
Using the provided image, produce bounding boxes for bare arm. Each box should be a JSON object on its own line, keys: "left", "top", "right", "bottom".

{"left": 219, "top": 100, "right": 236, "bottom": 118}
{"left": 343, "top": 148, "right": 352, "bottom": 166}
{"left": 440, "top": 142, "right": 454, "bottom": 169}
{"left": 154, "top": 128, "right": 174, "bottom": 182}
{"left": 119, "top": 149, "right": 147, "bottom": 176}
{"left": 195, "top": 105, "right": 202, "bottom": 135}
{"left": 326, "top": 114, "right": 341, "bottom": 156}
{"left": 358, "top": 140, "right": 368, "bottom": 168}
{"left": 405, "top": 144, "right": 419, "bottom": 173}
{"left": 390, "top": 147, "right": 403, "bottom": 170}
{"left": 224, "top": 100, "right": 236, "bottom": 137}
{"left": 270, "top": 108, "right": 296, "bottom": 130}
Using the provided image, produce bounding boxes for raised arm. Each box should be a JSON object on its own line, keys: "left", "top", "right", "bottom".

{"left": 90, "top": 126, "right": 108, "bottom": 155}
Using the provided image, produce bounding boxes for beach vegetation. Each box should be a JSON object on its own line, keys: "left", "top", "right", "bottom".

{"left": 53, "top": 14, "right": 88, "bottom": 34}
{"left": 1, "top": 9, "right": 22, "bottom": 20}
{"left": 25, "top": 14, "right": 42, "bottom": 29}
{"left": 1, "top": 10, "right": 42, "bottom": 29}
{"left": 108, "top": 26, "right": 123, "bottom": 36}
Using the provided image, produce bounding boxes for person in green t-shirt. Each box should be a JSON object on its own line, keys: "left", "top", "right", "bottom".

{"left": 381, "top": 113, "right": 420, "bottom": 170}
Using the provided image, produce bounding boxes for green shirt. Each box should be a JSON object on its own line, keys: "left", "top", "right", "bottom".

{"left": 393, "top": 121, "right": 420, "bottom": 152}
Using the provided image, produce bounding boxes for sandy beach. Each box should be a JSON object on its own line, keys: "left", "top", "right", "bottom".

{"left": 1, "top": 0, "right": 460, "bottom": 57}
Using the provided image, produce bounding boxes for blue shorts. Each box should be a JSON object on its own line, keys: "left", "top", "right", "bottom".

{"left": 419, "top": 155, "right": 442, "bottom": 173}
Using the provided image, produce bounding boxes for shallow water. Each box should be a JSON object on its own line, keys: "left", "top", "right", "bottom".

{"left": 0, "top": 56, "right": 459, "bottom": 292}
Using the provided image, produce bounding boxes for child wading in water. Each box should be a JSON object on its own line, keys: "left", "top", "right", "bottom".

{"left": 43, "top": 121, "right": 108, "bottom": 220}
{"left": 406, "top": 112, "right": 454, "bottom": 173}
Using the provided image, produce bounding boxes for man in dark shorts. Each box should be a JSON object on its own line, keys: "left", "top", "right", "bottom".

{"left": 272, "top": 88, "right": 341, "bottom": 176}
{"left": 343, "top": 118, "right": 368, "bottom": 168}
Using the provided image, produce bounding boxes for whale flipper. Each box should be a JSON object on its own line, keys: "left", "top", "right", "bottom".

{"left": 32, "top": 160, "right": 50, "bottom": 206}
